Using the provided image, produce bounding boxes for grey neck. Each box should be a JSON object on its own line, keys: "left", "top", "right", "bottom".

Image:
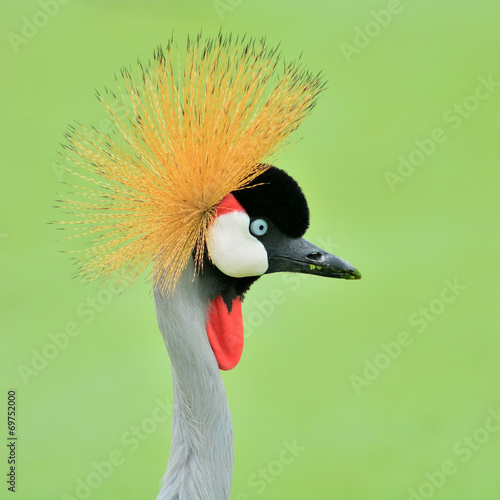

{"left": 154, "top": 260, "right": 233, "bottom": 500}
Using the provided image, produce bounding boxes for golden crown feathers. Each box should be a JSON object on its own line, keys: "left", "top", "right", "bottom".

{"left": 56, "top": 33, "right": 323, "bottom": 293}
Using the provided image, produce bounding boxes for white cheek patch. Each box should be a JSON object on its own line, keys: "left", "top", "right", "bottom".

{"left": 207, "top": 211, "right": 269, "bottom": 278}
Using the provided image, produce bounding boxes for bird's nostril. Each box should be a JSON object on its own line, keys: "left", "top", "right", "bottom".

{"left": 306, "top": 252, "right": 324, "bottom": 262}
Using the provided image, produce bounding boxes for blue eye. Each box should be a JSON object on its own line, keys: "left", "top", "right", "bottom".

{"left": 250, "top": 218, "right": 269, "bottom": 237}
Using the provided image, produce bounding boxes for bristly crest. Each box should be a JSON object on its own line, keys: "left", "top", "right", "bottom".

{"left": 56, "top": 32, "right": 324, "bottom": 293}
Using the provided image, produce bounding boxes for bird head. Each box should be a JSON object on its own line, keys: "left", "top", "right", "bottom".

{"left": 203, "top": 165, "right": 361, "bottom": 371}
{"left": 208, "top": 165, "right": 360, "bottom": 282}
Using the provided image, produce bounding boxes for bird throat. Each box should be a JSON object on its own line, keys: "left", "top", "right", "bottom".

{"left": 206, "top": 295, "right": 244, "bottom": 370}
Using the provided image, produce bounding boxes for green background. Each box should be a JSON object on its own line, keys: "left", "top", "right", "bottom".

{"left": 1, "top": 1, "right": 499, "bottom": 499}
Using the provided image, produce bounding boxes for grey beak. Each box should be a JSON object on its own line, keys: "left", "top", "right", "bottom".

{"left": 266, "top": 237, "right": 361, "bottom": 280}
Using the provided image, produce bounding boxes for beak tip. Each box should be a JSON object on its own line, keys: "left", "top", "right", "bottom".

{"left": 348, "top": 268, "right": 362, "bottom": 280}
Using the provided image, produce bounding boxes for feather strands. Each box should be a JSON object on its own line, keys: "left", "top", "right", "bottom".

{"left": 57, "top": 33, "right": 324, "bottom": 293}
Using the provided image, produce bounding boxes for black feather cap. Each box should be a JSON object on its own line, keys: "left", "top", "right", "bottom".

{"left": 233, "top": 166, "right": 310, "bottom": 238}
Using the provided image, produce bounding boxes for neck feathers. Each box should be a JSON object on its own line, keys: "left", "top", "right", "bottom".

{"left": 154, "top": 260, "right": 233, "bottom": 500}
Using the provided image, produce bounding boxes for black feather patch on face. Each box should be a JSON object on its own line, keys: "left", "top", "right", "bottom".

{"left": 233, "top": 166, "right": 310, "bottom": 238}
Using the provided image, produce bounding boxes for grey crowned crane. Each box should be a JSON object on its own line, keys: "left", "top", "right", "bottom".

{"left": 58, "top": 33, "right": 361, "bottom": 500}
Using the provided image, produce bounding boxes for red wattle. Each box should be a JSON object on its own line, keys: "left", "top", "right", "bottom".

{"left": 206, "top": 295, "right": 244, "bottom": 370}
